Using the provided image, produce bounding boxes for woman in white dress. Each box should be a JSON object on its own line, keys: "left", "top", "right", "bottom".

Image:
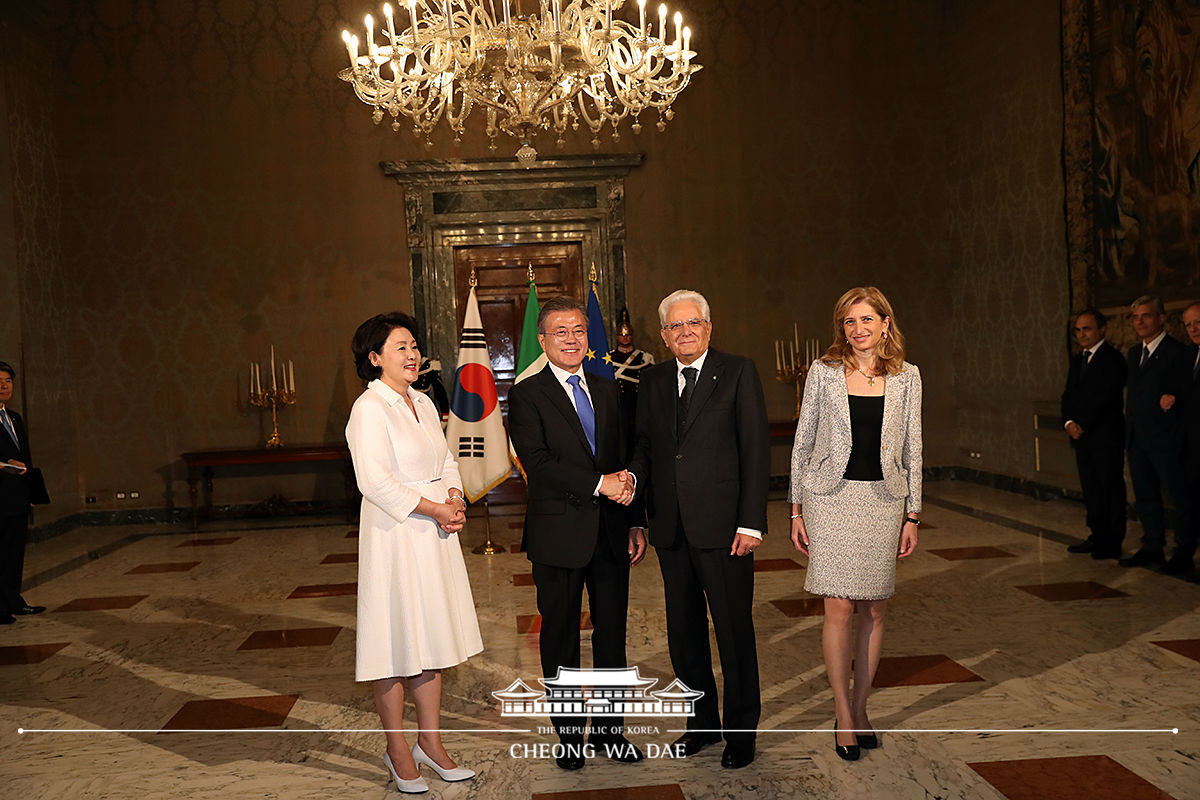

{"left": 347, "top": 312, "right": 484, "bottom": 793}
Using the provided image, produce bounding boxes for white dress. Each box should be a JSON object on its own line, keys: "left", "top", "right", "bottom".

{"left": 346, "top": 380, "right": 483, "bottom": 681}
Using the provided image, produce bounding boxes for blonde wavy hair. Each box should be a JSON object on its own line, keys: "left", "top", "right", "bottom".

{"left": 819, "top": 286, "right": 907, "bottom": 376}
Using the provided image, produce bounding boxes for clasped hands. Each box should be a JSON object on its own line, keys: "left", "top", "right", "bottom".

{"left": 599, "top": 469, "right": 635, "bottom": 506}
{"left": 432, "top": 495, "right": 466, "bottom": 533}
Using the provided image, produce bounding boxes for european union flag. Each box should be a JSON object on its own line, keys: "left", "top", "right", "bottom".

{"left": 584, "top": 283, "right": 615, "bottom": 379}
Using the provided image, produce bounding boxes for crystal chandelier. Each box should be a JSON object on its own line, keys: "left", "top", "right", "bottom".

{"left": 338, "top": 1, "right": 702, "bottom": 165}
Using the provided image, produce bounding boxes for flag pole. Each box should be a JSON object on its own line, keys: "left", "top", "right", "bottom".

{"left": 472, "top": 495, "right": 502, "bottom": 554}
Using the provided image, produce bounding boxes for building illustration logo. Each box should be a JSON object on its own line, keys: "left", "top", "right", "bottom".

{"left": 492, "top": 666, "right": 703, "bottom": 718}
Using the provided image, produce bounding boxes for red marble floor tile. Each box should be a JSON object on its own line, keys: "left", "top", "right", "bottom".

{"left": 770, "top": 597, "right": 827, "bottom": 617}
{"left": 125, "top": 561, "right": 202, "bottom": 575}
{"left": 345, "top": 529, "right": 358, "bottom": 538}
{"left": 320, "top": 553, "right": 357, "bottom": 564}
{"left": 176, "top": 537, "right": 240, "bottom": 548}
{"left": 969, "top": 754, "right": 1173, "bottom": 800}
{"left": 1152, "top": 638, "right": 1200, "bottom": 663}
{"left": 928, "top": 546, "right": 1016, "bottom": 560}
{"left": 1017, "top": 581, "right": 1129, "bottom": 601}
{"left": 55, "top": 595, "right": 149, "bottom": 612}
{"left": 287, "top": 583, "right": 357, "bottom": 599}
{"left": 754, "top": 558, "right": 804, "bottom": 572}
{"left": 873, "top": 654, "right": 984, "bottom": 687}
{"left": 534, "top": 785, "right": 686, "bottom": 800}
{"left": 237, "top": 627, "right": 343, "bottom": 650}
{"left": 513, "top": 573, "right": 535, "bottom": 587}
{"left": 517, "top": 613, "right": 592, "bottom": 634}
{"left": 162, "top": 694, "right": 299, "bottom": 730}
{"left": 0, "top": 642, "right": 71, "bottom": 665}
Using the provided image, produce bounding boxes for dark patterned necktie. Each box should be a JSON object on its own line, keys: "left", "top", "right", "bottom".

{"left": 677, "top": 366, "right": 698, "bottom": 438}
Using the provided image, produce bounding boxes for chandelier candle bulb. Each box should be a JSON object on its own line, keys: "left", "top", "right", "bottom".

{"left": 639, "top": 0, "right": 647, "bottom": 34}
{"left": 365, "top": 14, "right": 374, "bottom": 56}
{"left": 409, "top": 0, "right": 419, "bottom": 46}
{"left": 683, "top": 26, "right": 690, "bottom": 56}
{"left": 445, "top": 1, "right": 454, "bottom": 33}
{"left": 384, "top": 3, "right": 397, "bottom": 43}
{"left": 674, "top": 11, "right": 681, "bottom": 52}
{"left": 270, "top": 345, "right": 277, "bottom": 392}
{"left": 659, "top": 4, "right": 667, "bottom": 40}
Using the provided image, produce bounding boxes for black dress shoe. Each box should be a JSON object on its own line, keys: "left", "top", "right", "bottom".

{"left": 672, "top": 731, "right": 722, "bottom": 756}
{"left": 590, "top": 734, "right": 644, "bottom": 763}
{"left": 1091, "top": 547, "right": 1121, "bottom": 560}
{"left": 833, "top": 722, "right": 859, "bottom": 761}
{"left": 1161, "top": 552, "right": 1195, "bottom": 575}
{"left": 0, "top": 614, "right": 14, "bottom": 625}
{"left": 856, "top": 730, "right": 879, "bottom": 749}
{"left": 720, "top": 741, "right": 754, "bottom": 769}
{"left": 555, "top": 742, "right": 585, "bottom": 771}
{"left": 1119, "top": 549, "right": 1164, "bottom": 568}
{"left": 13, "top": 605, "right": 46, "bottom": 615}
{"left": 1067, "top": 539, "right": 1097, "bottom": 553}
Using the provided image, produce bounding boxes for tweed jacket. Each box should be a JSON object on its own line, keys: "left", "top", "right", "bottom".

{"left": 788, "top": 359, "right": 923, "bottom": 513}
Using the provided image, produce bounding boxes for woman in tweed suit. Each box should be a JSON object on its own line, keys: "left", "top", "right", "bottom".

{"left": 789, "top": 286, "right": 922, "bottom": 761}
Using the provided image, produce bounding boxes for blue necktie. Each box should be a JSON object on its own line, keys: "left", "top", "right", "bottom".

{"left": 567, "top": 374, "right": 596, "bottom": 455}
{"left": 0, "top": 410, "right": 17, "bottom": 447}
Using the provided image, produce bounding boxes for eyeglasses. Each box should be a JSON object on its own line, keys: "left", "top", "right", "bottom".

{"left": 546, "top": 326, "right": 587, "bottom": 341}
{"left": 662, "top": 318, "right": 709, "bottom": 333}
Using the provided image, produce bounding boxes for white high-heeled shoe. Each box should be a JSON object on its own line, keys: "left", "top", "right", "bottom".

{"left": 412, "top": 742, "right": 476, "bottom": 782}
{"left": 382, "top": 751, "right": 429, "bottom": 794}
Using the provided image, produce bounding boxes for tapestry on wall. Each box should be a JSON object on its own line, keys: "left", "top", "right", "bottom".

{"left": 1062, "top": 0, "right": 1200, "bottom": 311}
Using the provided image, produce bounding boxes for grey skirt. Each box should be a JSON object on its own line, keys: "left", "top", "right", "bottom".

{"left": 802, "top": 479, "right": 905, "bottom": 600}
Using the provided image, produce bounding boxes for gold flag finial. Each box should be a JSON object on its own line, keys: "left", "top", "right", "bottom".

{"left": 469, "top": 267, "right": 478, "bottom": 287}
{"left": 589, "top": 262, "right": 598, "bottom": 282}
{"left": 527, "top": 263, "right": 535, "bottom": 283}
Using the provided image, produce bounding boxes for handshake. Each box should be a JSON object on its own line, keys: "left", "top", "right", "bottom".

{"left": 600, "top": 469, "right": 636, "bottom": 506}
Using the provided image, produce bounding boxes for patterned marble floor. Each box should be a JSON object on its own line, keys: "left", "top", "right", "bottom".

{"left": 3, "top": 480, "right": 1197, "bottom": 799}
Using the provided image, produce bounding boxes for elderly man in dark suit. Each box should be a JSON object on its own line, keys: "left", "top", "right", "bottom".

{"left": 1061, "top": 309, "right": 1128, "bottom": 560}
{"left": 1121, "top": 295, "right": 1193, "bottom": 573}
{"left": 628, "top": 289, "right": 769, "bottom": 770}
{"left": 1178, "top": 302, "right": 1200, "bottom": 576}
{"left": 0, "top": 361, "right": 45, "bottom": 624}
{"left": 507, "top": 295, "right": 647, "bottom": 771}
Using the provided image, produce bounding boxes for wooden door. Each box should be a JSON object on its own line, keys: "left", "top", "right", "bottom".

{"left": 453, "top": 242, "right": 585, "bottom": 409}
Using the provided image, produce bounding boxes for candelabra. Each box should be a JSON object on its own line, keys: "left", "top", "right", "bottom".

{"left": 337, "top": 0, "right": 702, "bottom": 165}
{"left": 249, "top": 348, "right": 297, "bottom": 448}
{"left": 775, "top": 331, "right": 821, "bottom": 420}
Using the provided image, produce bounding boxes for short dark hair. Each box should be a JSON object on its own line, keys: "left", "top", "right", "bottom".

{"left": 352, "top": 312, "right": 422, "bottom": 382}
{"left": 537, "top": 295, "right": 585, "bottom": 334}
{"left": 0, "top": 361, "right": 14, "bottom": 381}
{"left": 1076, "top": 307, "right": 1107, "bottom": 328}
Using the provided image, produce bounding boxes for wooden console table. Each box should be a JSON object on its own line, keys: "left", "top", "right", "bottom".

{"left": 181, "top": 445, "right": 356, "bottom": 530}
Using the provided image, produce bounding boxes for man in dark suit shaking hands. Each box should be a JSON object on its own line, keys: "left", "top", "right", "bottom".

{"left": 507, "top": 295, "right": 647, "bottom": 770}
{"left": 0, "top": 361, "right": 45, "bottom": 624}
{"left": 628, "top": 289, "right": 769, "bottom": 769}
{"left": 1061, "top": 309, "right": 1127, "bottom": 560}
{"left": 1121, "top": 295, "right": 1193, "bottom": 572}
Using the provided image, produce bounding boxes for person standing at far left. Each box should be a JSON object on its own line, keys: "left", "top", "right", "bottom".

{"left": 0, "top": 361, "right": 45, "bottom": 625}
{"left": 1061, "top": 309, "right": 1127, "bottom": 561}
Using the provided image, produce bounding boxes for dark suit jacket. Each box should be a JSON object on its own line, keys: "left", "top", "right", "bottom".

{"left": 1126, "top": 335, "right": 1189, "bottom": 449}
{"left": 508, "top": 366, "right": 635, "bottom": 569}
{"left": 0, "top": 408, "right": 32, "bottom": 514}
{"left": 1184, "top": 344, "right": 1200, "bottom": 465}
{"left": 1060, "top": 341, "right": 1126, "bottom": 448}
{"left": 629, "top": 348, "right": 770, "bottom": 549}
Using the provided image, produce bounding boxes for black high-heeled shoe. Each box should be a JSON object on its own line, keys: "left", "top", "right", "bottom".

{"left": 856, "top": 729, "right": 879, "bottom": 750}
{"left": 834, "top": 721, "right": 860, "bottom": 761}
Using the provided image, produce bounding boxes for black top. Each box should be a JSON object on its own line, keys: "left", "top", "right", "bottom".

{"left": 843, "top": 394, "right": 884, "bottom": 481}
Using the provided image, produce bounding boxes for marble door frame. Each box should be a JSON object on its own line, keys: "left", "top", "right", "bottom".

{"left": 381, "top": 154, "right": 644, "bottom": 366}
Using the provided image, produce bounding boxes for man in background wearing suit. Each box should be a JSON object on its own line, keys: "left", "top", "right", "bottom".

{"left": 1062, "top": 309, "right": 1127, "bottom": 560}
{"left": 0, "top": 361, "right": 45, "bottom": 624}
{"left": 1177, "top": 302, "right": 1200, "bottom": 577}
{"left": 1121, "top": 296, "right": 1193, "bottom": 573}
{"left": 628, "top": 289, "right": 769, "bottom": 769}
{"left": 507, "top": 295, "right": 647, "bottom": 771}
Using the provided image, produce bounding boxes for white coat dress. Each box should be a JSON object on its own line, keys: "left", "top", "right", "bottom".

{"left": 346, "top": 379, "right": 483, "bottom": 681}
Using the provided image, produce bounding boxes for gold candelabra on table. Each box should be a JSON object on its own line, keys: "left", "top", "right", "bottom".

{"left": 775, "top": 326, "right": 822, "bottom": 420}
{"left": 249, "top": 346, "right": 296, "bottom": 448}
